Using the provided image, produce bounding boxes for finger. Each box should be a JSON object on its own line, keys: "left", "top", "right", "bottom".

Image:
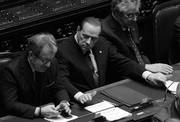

{"left": 160, "top": 63, "right": 172, "bottom": 67}
{"left": 64, "top": 107, "right": 71, "bottom": 114}
{"left": 51, "top": 106, "right": 57, "bottom": 111}
{"left": 68, "top": 109, "right": 72, "bottom": 115}
{"left": 160, "top": 70, "right": 171, "bottom": 75}
{"left": 48, "top": 109, "right": 59, "bottom": 117}
{"left": 55, "top": 105, "right": 60, "bottom": 111}
{"left": 80, "top": 97, "right": 85, "bottom": 104}
{"left": 164, "top": 67, "right": 173, "bottom": 73}
{"left": 159, "top": 68, "right": 173, "bottom": 75}
{"left": 146, "top": 79, "right": 158, "bottom": 86}
{"left": 87, "top": 94, "right": 92, "bottom": 101}
{"left": 151, "top": 80, "right": 158, "bottom": 86}
{"left": 89, "top": 91, "right": 97, "bottom": 97}
{"left": 83, "top": 94, "right": 91, "bottom": 102}
{"left": 49, "top": 113, "right": 59, "bottom": 118}
{"left": 161, "top": 67, "right": 173, "bottom": 73}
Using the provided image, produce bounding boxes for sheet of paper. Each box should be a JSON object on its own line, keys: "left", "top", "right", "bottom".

{"left": 99, "top": 107, "right": 132, "bottom": 121}
{"left": 165, "top": 80, "right": 179, "bottom": 94}
{"left": 85, "top": 100, "right": 115, "bottom": 113}
{"left": 44, "top": 114, "right": 78, "bottom": 122}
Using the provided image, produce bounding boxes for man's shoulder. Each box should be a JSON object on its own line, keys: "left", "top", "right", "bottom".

{"left": 96, "top": 36, "right": 112, "bottom": 47}
{"left": 102, "top": 15, "right": 112, "bottom": 24}
{"left": 57, "top": 36, "right": 74, "bottom": 47}
{"left": 5, "top": 52, "right": 26, "bottom": 71}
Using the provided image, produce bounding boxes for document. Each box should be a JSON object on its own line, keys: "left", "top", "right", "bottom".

{"left": 100, "top": 107, "right": 132, "bottom": 121}
{"left": 165, "top": 80, "right": 179, "bottom": 94}
{"left": 44, "top": 114, "right": 78, "bottom": 122}
{"left": 84, "top": 100, "right": 115, "bottom": 113}
{"left": 85, "top": 100, "right": 132, "bottom": 121}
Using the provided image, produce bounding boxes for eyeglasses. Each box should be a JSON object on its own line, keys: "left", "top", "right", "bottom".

{"left": 37, "top": 56, "right": 54, "bottom": 65}
{"left": 124, "top": 13, "right": 139, "bottom": 20}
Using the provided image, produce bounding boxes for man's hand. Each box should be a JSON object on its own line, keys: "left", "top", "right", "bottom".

{"left": 145, "top": 63, "right": 173, "bottom": 74}
{"left": 147, "top": 72, "right": 172, "bottom": 86}
{"left": 40, "top": 104, "right": 60, "bottom": 118}
{"left": 55, "top": 100, "right": 71, "bottom": 115}
{"left": 78, "top": 91, "right": 97, "bottom": 104}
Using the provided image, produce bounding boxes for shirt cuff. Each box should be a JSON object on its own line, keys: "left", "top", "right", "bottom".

{"left": 74, "top": 91, "right": 84, "bottom": 101}
{"left": 142, "top": 71, "right": 152, "bottom": 80}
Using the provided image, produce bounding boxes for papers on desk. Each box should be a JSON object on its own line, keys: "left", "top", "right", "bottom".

{"left": 165, "top": 80, "right": 179, "bottom": 94}
{"left": 85, "top": 100, "right": 132, "bottom": 121}
{"left": 44, "top": 114, "right": 78, "bottom": 122}
{"left": 85, "top": 100, "right": 114, "bottom": 113}
{"left": 100, "top": 107, "right": 132, "bottom": 121}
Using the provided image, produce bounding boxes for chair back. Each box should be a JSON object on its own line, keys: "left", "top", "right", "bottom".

{"left": 153, "top": 0, "right": 180, "bottom": 64}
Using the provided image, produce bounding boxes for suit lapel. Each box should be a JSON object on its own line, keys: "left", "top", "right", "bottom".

{"left": 92, "top": 44, "right": 106, "bottom": 86}
{"left": 105, "top": 15, "right": 131, "bottom": 53}
{"left": 71, "top": 38, "right": 96, "bottom": 88}
{"left": 18, "top": 54, "right": 37, "bottom": 95}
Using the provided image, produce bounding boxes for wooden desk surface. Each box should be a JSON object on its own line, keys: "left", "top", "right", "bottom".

{"left": 0, "top": 79, "right": 175, "bottom": 122}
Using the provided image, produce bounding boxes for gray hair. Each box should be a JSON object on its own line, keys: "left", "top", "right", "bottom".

{"left": 111, "top": 0, "right": 141, "bottom": 14}
{"left": 27, "top": 33, "right": 57, "bottom": 57}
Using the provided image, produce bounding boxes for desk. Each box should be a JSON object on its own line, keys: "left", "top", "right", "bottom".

{"left": 0, "top": 79, "right": 175, "bottom": 122}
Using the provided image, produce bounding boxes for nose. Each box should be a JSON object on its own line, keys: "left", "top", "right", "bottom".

{"left": 86, "top": 37, "right": 91, "bottom": 45}
{"left": 135, "top": 7, "right": 139, "bottom": 13}
{"left": 45, "top": 62, "right": 51, "bottom": 67}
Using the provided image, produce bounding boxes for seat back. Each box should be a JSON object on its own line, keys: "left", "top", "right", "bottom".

{"left": 153, "top": 0, "right": 180, "bottom": 64}
{"left": 0, "top": 58, "right": 11, "bottom": 117}
{"left": 0, "top": 52, "right": 22, "bottom": 117}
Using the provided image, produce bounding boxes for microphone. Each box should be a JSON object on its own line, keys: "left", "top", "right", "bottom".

{"left": 131, "top": 98, "right": 153, "bottom": 112}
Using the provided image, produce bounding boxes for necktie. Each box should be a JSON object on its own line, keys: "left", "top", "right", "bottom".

{"left": 88, "top": 49, "right": 99, "bottom": 87}
{"left": 128, "top": 27, "right": 145, "bottom": 65}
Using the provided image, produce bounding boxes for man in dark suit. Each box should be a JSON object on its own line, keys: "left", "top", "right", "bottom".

{"left": 101, "top": 0, "right": 173, "bottom": 75}
{"left": 0, "top": 33, "right": 71, "bottom": 118}
{"left": 56, "top": 17, "right": 171, "bottom": 104}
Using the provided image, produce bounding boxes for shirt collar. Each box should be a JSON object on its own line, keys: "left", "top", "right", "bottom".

{"left": 74, "top": 33, "right": 78, "bottom": 44}
{"left": 74, "top": 33, "right": 88, "bottom": 54}
{"left": 28, "top": 57, "right": 35, "bottom": 73}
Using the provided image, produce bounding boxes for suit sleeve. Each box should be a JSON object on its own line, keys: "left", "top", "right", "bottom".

{"left": 0, "top": 68, "right": 35, "bottom": 118}
{"left": 53, "top": 60, "right": 70, "bottom": 104}
{"left": 56, "top": 52, "right": 79, "bottom": 97}
{"left": 107, "top": 40, "right": 146, "bottom": 78}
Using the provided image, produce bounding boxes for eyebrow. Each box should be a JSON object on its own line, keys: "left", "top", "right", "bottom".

{"left": 82, "top": 33, "right": 98, "bottom": 38}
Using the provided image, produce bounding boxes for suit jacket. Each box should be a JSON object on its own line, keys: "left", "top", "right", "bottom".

{"left": 101, "top": 15, "right": 150, "bottom": 64}
{"left": 0, "top": 52, "right": 69, "bottom": 118}
{"left": 56, "top": 36, "right": 145, "bottom": 96}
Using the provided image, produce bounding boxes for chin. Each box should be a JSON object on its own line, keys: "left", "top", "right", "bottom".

{"left": 38, "top": 68, "right": 47, "bottom": 72}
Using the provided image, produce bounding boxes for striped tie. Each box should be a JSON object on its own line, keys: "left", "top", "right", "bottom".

{"left": 89, "top": 49, "right": 99, "bottom": 87}
{"left": 128, "top": 27, "right": 145, "bottom": 65}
